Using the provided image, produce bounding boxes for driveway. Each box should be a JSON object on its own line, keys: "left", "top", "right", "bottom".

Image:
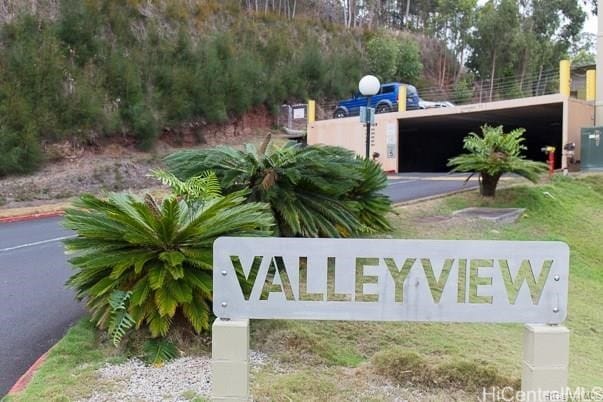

{"left": 383, "top": 172, "right": 479, "bottom": 203}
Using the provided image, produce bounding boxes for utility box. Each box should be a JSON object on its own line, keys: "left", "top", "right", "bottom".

{"left": 581, "top": 127, "right": 603, "bottom": 169}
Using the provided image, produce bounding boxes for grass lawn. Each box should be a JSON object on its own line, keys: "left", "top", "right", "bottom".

{"left": 5, "top": 175, "right": 603, "bottom": 401}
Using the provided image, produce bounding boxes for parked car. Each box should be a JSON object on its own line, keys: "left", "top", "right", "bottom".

{"left": 418, "top": 99, "right": 455, "bottom": 109}
{"left": 333, "top": 82, "right": 421, "bottom": 118}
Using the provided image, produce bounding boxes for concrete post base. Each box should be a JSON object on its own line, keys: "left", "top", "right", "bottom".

{"left": 521, "top": 324, "right": 569, "bottom": 402}
{"left": 211, "top": 319, "right": 249, "bottom": 402}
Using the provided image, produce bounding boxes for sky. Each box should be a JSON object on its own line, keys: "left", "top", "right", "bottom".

{"left": 584, "top": 12, "right": 597, "bottom": 35}
{"left": 475, "top": 0, "right": 597, "bottom": 35}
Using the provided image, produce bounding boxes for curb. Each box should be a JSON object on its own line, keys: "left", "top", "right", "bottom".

{"left": 391, "top": 176, "right": 527, "bottom": 207}
{"left": 0, "top": 210, "right": 64, "bottom": 224}
{"left": 392, "top": 185, "right": 478, "bottom": 207}
{"left": 6, "top": 350, "right": 50, "bottom": 395}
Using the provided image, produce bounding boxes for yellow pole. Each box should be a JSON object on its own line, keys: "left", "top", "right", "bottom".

{"left": 559, "top": 59, "right": 571, "bottom": 96}
{"left": 586, "top": 69, "right": 596, "bottom": 101}
{"left": 398, "top": 85, "right": 407, "bottom": 112}
{"left": 307, "top": 100, "right": 315, "bottom": 124}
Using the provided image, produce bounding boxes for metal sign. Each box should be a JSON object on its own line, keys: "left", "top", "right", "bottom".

{"left": 292, "top": 107, "right": 305, "bottom": 119}
{"left": 359, "top": 106, "right": 375, "bottom": 124}
{"left": 213, "top": 238, "right": 569, "bottom": 324}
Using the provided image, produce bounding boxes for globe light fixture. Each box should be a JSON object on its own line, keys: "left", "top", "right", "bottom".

{"left": 358, "top": 75, "right": 380, "bottom": 96}
{"left": 358, "top": 75, "right": 380, "bottom": 158}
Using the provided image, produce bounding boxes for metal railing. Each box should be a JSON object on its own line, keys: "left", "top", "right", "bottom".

{"left": 279, "top": 63, "right": 592, "bottom": 124}
{"left": 315, "top": 69, "right": 562, "bottom": 121}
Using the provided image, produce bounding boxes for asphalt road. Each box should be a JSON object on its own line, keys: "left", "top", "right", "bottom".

{"left": 0, "top": 217, "right": 84, "bottom": 396}
{"left": 383, "top": 172, "right": 478, "bottom": 202}
{"left": 0, "top": 173, "right": 478, "bottom": 396}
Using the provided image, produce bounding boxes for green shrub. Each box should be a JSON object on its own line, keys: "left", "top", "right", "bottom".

{"left": 395, "top": 37, "right": 423, "bottom": 83}
{"left": 366, "top": 34, "right": 399, "bottom": 81}
{"left": 64, "top": 189, "right": 274, "bottom": 337}
{"left": 298, "top": 45, "right": 327, "bottom": 98}
{"left": 324, "top": 52, "right": 364, "bottom": 99}
{"left": 0, "top": 127, "right": 43, "bottom": 176}
{"left": 128, "top": 103, "right": 158, "bottom": 151}
{"left": 56, "top": 0, "right": 102, "bottom": 66}
{"left": 453, "top": 76, "right": 474, "bottom": 104}
{"left": 448, "top": 125, "right": 548, "bottom": 197}
{"left": 165, "top": 138, "right": 393, "bottom": 237}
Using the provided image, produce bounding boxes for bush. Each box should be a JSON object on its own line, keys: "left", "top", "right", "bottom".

{"left": 0, "top": 127, "right": 43, "bottom": 176}
{"left": 56, "top": 0, "right": 102, "bottom": 66}
{"left": 447, "top": 125, "right": 548, "bottom": 197}
{"left": 128, "top": 103, "right": 158, "bottom": 151}
{"left": 366, "top": 34, "right": 399, "bottom": 81}
{"left": 453, "top": 76, "right": 474, "bottom": 104}
{"left": 64, "top": 188, "right": 274, "bottom": 337}
{"left": 395, "top": 37, "right": 423, "bottom": 83}
{"left": 366, "top": 34, "right": 422, "bottom": 84}
{"left": 165, "top": 138, "right": 393, "bottom": 237}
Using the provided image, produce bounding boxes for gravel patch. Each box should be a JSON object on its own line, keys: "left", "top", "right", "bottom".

{"left": 81, "top": 351, "right": 269, "bottom": 402}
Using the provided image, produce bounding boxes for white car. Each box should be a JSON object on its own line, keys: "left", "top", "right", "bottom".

{"left": 418, "top": 99, "right": 454, "bottom": 109}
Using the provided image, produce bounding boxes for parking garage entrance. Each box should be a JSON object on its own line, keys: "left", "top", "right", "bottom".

{"left": 397, "top": 102, "right": 564, "bottom": 172}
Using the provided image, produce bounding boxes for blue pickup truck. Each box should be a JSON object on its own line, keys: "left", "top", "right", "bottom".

{"left": 333, "top": 82, "right": 421, "bottom": 118}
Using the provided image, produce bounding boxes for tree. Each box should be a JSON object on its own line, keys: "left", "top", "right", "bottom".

{"left": 468, "top": 0, "right": 521, "bottom": 101}
{"left": 395, "top": 36, "right": 423, "bottom": 83}
{"left": 366, "top": 34, "right": 400, "bottom": 81}
{"left": 468, "top": 0, "right": 586, "bottom": 100}
{"left": 447, "top": 125, "right": 547, "bottom": 197}
{"left": 518, "top": 0, "right": 586, "bottom": 87}
{"left": 165, "top": 137, "right": 393, "bottom": 238}
{"left": 427, "top": 0, "right": 476, "bottom": 84}
{"left": 64, "top": 185, "right": 274, "bottom": 337}
{"left": 570, "top": 32, "right": 596, "bottom": 66}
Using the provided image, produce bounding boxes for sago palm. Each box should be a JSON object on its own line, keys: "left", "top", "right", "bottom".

{"left": 447, "top": 125, "right": 547, "bottom": 197}
{"left": 64, "top": 190, "right": 274, "bottom": 337}
{"left": 165, "top": 137, "right": 393, "bottom": 237}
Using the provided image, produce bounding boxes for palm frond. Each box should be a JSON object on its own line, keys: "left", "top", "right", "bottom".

{"left": 64, "top": 187, "right": 274, "bottom": 338}
{"left": 165, "top": 140, "right": 392, "bottom": 237}
{"left": 107, "top": 290, "right": 135, "bottom": 346}
{"left": 152, "top": 169, "right": 221, "bottom": 201}
{"left": 143, "top": 338, "right": 178, "bottom": 367}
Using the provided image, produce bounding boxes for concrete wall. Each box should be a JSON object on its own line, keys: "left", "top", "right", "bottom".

{"left": 566, "top": 98, "right": 595, "bottom": 171}
{"left": 307, "top": 113, "right": 399, "bottom": 172}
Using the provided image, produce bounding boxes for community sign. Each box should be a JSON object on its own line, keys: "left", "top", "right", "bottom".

{"left": 213, "top": 238, "right": 569, "bottom": 324}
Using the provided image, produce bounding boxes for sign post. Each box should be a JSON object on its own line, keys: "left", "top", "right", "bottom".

{"left": 211, "top": 238, "right": 570, "bottom": 402}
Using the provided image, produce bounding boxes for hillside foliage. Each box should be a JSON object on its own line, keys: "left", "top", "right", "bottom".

{"left": 0, "top": 0, "right": 394, "bottom": 175}
{"left": 0, "top": 0, "right": 590, "bottom": 176}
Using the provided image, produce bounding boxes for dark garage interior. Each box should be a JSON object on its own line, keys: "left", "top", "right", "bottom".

{"left": 397, "top": 103, "right": 564, "bottom": 172}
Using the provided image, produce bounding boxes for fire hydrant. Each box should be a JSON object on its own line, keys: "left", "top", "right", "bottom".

{"left": 541, "top": 146, "right": 556, "bottom": 178}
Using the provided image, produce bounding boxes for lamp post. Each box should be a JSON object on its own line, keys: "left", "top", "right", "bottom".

{"left": 358, "top": 75, "right": 380, "bottom": 159}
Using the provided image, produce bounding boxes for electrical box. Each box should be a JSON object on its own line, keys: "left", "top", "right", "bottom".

{"left": 581, "top": 127, "right": 603, "bottom": 169}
